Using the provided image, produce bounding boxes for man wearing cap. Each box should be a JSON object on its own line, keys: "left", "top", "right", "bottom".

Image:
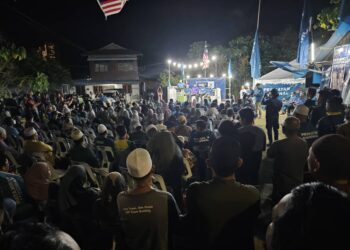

{"left": 293, "top": 105, "right": 318, "bottom": 147}
{"left": 267, "top": 116, "right": 308, "bottom": 205}
{"left": 23, "top": 127, "right": 53, "bottom": 155}
{"left": 68, "top": 128, "right": 100, "bottom": 168}
{"left": 23, "top": 127, "right": 54, "bottom": 165}
{"left": 117, "top": 148, "right": 180, "bottom": 250}
{"left": 94, "top": 124, "right": 115, "bottom": 150}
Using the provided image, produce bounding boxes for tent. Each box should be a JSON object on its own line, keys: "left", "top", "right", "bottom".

{"left": 255, "top": 16, "right": 350, "bottom": 100}
{"left": 255, "top": 60, "right": 304, "bottom": 99}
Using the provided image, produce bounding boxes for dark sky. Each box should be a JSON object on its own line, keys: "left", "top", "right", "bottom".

{"left": 0, "top": 0, "right": 330, "bottom": 76}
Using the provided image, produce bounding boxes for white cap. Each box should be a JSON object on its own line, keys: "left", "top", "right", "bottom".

{"left": 24, "top": 127, "right": 37, "bottom": 137}
{"left": 5, "top": 111, "right": 11, "bottom": 117}
{"left": 126, "top": 148, "right": 152, "bottom": 178}
{"left": 293, "top": 105, "right": 309, "bottom": 117}
{"left": 0, "top": 127, "right": 6, "bottom": 138}
{"left": 71, "top": 128, "right": 84, "bottom": 141}
{"left": 97, "top": 124, "right": 107, "bottom": 134}
{"left": 146, "top": 124, "right": 158, "bottom": 133}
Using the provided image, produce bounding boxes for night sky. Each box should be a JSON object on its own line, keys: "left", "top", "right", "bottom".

{"left": 0, "top": 0, "right": 330, "bottom": 77}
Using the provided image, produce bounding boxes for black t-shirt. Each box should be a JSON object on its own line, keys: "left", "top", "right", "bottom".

{"left": 317, "top": 114, "right": 345, "bottom": 137}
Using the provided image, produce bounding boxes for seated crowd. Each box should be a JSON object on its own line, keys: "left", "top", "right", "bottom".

{"left": 0, "top": 88, "right": 349, "bottom": 250}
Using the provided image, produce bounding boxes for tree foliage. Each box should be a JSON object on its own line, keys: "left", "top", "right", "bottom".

{"left": 314, "top": 0, "right": 341, "bottom": 31}
{"left": 19, "top": 72, "right": 49, "bottom": 92}
{"left": 19, "top": 52, "right": 72, "bottom": 90}
{"left": 159, "top": 71, "right": 182, "bottom": 87}
{"left": 0, "top": 41, "right": 72, "bottom": 97}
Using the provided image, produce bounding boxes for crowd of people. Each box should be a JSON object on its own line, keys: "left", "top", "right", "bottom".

{"left": 0, "top": 86, "right": 349, "bottom": 250}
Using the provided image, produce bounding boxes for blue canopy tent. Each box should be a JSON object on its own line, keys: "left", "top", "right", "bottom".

{"left": 256, "top": 16, "right": 350, "bottom": 100}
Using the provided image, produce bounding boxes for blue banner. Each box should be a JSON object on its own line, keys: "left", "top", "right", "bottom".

{"left": 297, "top": 0, "right": 312, "bottom": 69}
{"left": 185, "top": 78, "right": 226, "bottom": 99}
{"left": 261, "top": 83, "right": 303, "bottom": 100}
{"left": 250, "top": 31, "right": 261, "bottom": 79}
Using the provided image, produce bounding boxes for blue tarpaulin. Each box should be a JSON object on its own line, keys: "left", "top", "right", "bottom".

{"left": 262, "top": 83, "right": 303, "bottom": 100}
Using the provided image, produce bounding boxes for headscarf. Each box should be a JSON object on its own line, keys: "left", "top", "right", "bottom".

{"left": 58, "top": 165, "right": 87, "bottom": 212}
{"left": 24, "top": 162, "right": 51, "bottom": 201}
{"left": 101, "top": 172, "right": 125, "bottom": 206}
{"left": 147, "top": 131, "right": 182, "bottom": 174}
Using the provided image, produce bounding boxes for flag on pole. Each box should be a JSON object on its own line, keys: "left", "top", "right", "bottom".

{"left": 297, "top": 0, "right": 312, "bottom": 68}
{"left": 97, "top": 0, "right": 127, "bottom": 18}
{"left": 340, "top": 0, "right": 350, "bottom": 21}
{"left": 202, "top": 42, "right": 209, "bottom": 70}
{"left": 228, "top": 59, "right": 233, "bottom": 78}
{"left": 250, "top": 31, "right": 261, "bottom": 79}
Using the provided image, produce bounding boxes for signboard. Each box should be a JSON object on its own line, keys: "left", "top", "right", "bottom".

{"left": 261, "top": 83, "right": 303, "bottom": 100}
{"left": 331, "top": 45, "right": 350, "bottom": 105}
{"left": 186, "top": 78, "right": 226, "bottom": 99}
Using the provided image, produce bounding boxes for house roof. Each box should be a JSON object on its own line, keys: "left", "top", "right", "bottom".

{"left": 86, "top": 43, "right": 142, "bottom": 56}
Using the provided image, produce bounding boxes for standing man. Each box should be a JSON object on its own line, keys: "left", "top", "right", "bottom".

{"left": 254, "top": 83, "right": 264, "bottom": 119}
{"left": 267, "top": 117, "right": 308, "bottom": 205}
{"left": 262, "top": 88, "right": 282, "bottom": 145}
{"left": 117, "top": 148, "right": 180, "bottom": 250}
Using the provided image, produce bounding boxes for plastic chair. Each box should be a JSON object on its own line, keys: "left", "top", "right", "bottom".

{"left": 70, "top": 161, "right": 106, "bottom": 188}
{"left": 96, "top": 146, "right": 115, "bottom": 169}
{"left": 4, "top": 151, "right": 22, "bottom": 173}
{"left": 55, "top": 137, "right": 71, "bottom": 158}
{"left": 152, "top": 174, "right": 167, "bottom": 191}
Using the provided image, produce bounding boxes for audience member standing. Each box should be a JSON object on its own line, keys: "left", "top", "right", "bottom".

{"left": 267, "top": 117, "right": 308, "bottom": 205}
{"left": 262, "top": 89, "right": 282, "bottom": 145}
{"left": 185, "top": 137, "right": 260, "bottom": 250}
{"left": 308, "top": 134, "right": 350, "bottom": 194}
{"left": 237, "top": 108, "right": 266, "bottom": 185}
{"left": 317, "top": 96, "right": 345, "bottom": 136}
{"left": 117, "top": 149, "right": 180, "bottom": 250}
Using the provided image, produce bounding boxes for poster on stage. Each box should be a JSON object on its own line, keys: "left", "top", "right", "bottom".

{"left": 186, "top": 78, "right": 226, "bottom": 99}
{"left": 261, "top": 83, "right": 303, "bottom": 100}
{"left": 331, "top": 45, "right": 350, "bottom": 105}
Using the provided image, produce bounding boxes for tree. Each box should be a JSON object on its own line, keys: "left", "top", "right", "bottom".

{"left": 19, "top": 72, "right": 49, "bottom": 92}
{"left": 0, "top": 43, "right": 27, "bottom": 96}
{"left": 187, "top": 41, "right": 207, "bottom": 60}
{"left": 159, "top": 71, "right": 182, "bottom": 87}
{"left": 18, "top": 51, "right": 72, "bottom": 90}
{"left": 314, "top": 0, "right": 341, "bottom": 31}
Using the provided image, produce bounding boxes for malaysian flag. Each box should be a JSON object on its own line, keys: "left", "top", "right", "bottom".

{"left": 202, "top": 42, "right": 209, "bottom": 69}
{"left": 97, "top": 0, "right": 127, "bottom": 18}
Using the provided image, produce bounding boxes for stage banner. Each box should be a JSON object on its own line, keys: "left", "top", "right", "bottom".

{"left": 261, "top": 83, "right": 303, "bottom": 100}
{"left": 331, "top": 45, "right": 350, "bottom": 105}
{"left": 185, "top": 78, "right": 226, "bottom": 99}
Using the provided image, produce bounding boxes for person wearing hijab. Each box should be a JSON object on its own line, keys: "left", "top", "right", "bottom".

{"left": 94, "top": 172, "right": 126, "bottom": 250}
{"left": 58, "top": 165, "right": 100, "bottom": 250}
{"left": 24, "top": 162, "right": 51, "bottom": 201}
{"left": 147, "top": 131, "right": 184, "bottom": 205}
{"left": 58, "top": 165, "right": 99, "bottom": 214}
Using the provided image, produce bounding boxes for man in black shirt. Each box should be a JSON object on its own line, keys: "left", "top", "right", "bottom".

{"left": 262, "top": 89, "right": 282, "bottom": 145}
{"left": 189, "top": 120, "right": 215, "bottom": 181}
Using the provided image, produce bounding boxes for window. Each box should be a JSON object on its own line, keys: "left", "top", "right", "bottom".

{"left": 95, "top": 63, "right": 108, "bottom": 72}
{"left": 118, "top": 62, "right": 135, "bottom": 72}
